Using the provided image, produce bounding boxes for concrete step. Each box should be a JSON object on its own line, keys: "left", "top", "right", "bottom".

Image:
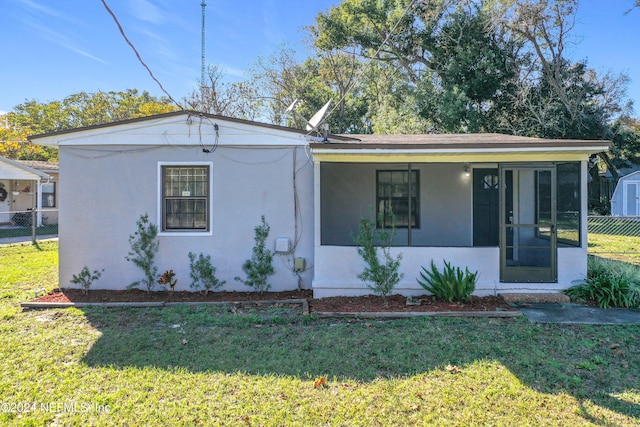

{"left": 500, "top": 292, "right": 570, "bottom": 304}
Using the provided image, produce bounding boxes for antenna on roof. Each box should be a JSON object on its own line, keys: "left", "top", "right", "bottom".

{"left": 285, "top": 99, "right": 332, "bottom": 141}
{"left": 200, "top": 1, "right": 206, "bottom": 86}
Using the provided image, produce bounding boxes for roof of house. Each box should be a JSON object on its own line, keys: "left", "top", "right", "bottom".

{"left": 311, "top": 133, "right": 610, "bottom": 163}
{"left": 0, "top": 156, "right": 52, "bottom": 179}
{"left": 15, "top": 160, "right": 59, "bottom": 172}
{"left": 27, "top": 110, "right": 355, "bottom": 143}
{"left": 318, "top": 133, "right": 610, "bottom": 150}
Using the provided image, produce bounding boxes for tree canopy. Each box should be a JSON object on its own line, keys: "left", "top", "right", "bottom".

{"left": 0, "top": 89, "right": 176, "bottom": 161}
{"left": 3, "top": 0, "right": 638, "bottom": 169}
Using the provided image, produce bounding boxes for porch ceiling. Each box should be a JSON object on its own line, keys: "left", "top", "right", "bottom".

{"left": 311, "top": 133, "right": 610, "bottom": 163}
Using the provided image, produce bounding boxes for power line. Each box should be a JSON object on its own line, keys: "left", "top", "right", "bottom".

{"left": 100, "top": 0, "right": 183, "bottom": 109}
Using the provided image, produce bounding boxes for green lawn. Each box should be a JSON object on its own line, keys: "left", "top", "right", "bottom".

{"left": 1, "top": 241, "right": 639, "bottom": 425}
{"left": 588, "top": 232, "right": 640, "bottom": 265}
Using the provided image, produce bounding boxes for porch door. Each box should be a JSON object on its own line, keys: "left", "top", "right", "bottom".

{"left": 500, "top": 166, "right": 557, "bottom": 283}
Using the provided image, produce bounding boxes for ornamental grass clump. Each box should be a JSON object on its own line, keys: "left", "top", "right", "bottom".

{"left": 235, "top": 215, "right": 274, "bottom": 293}
{"left": 564, "top": 256, "right": 640, "bottom": 308}
{"left": 417, "top": 260, "right": 477, "bottom": 303}
{"left": 188, "top": 251, "right": 226, "bottom": 294}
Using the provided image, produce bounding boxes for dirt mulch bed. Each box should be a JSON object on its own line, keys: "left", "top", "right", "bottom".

{"left": 35, "top": 288, "right": 515, "bottom": 313}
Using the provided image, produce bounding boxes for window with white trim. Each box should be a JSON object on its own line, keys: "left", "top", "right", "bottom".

{"left": 41, "top": 182, "right": 56, "bottom": 208}
{"left": 161, "top": 165, "right": 210, "bottom": 232}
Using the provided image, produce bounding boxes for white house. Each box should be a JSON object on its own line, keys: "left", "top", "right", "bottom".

{"left": 30, "top": 111, "right": 609, "bottom": 297}
{"left": 610, "top": 170, "right": 640, "bottom": 216}
{"left": 0, "top": 156, "right": 58, "bottom": 226}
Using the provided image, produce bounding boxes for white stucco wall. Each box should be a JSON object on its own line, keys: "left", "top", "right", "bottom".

{"left": 56, "top": 117, "right": 314, "bottom": 292}
{"left": 311, "top": 245, "right": 588, "bottom": 298}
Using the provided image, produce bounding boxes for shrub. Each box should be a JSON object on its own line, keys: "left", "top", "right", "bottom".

{"left": 564, "top": 256, "right": 640, "bottom": 308}
{"left": 70, "top": 266, "right": 104, "bottom": 295}
{"left": 352, "top": 214, "right": 403, "bottom": 299}
{"left": 158, "top": 269, "right": 177, "bottom": 294}
{"left": 417, "top": 260, "right": 477, "bottom": 303}
{"left": 125, "top": 214, "right": 159, "bottom": 293}
{"left": 188, "top": 252, "right": 226, "bottom": 294}
{"left": 235, "top": 215, "right": 274, "bottom": 293}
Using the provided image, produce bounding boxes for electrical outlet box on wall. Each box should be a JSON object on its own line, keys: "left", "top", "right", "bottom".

{"left": 274, "top": 237, "right": 291, "bottom": 253}
{"left": 293, "top": 257, "right": 306, "bottom": 272}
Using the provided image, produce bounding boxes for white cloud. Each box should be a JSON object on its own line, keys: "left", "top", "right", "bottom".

{"left": 129, "top": 0, "right": 165, "bottom": 25}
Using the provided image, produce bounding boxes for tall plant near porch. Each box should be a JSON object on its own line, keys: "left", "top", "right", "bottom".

{"left": 235, "top": 215, "right": 274, "bottom": 293}
{"left": 353, "top": 213, "right": 403, "bottom": 300}
{"left": 126, "top": 213, "right": 159, "bottom": 293}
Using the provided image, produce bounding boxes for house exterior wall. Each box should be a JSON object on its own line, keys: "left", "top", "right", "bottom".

{"left": 312, "top": 245, "right": 587, "bottom": 298}
{"left": 58, "top": 143, "right": 314, "bottom": 292}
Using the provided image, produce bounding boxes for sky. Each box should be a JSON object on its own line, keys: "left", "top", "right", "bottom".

{"left": 0, "top": 0, "right": 639, "bottom": 117}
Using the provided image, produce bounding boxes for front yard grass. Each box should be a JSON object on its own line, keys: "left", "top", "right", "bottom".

{"left": 1, "top": 241, "right": 639, "bottom": 425}
{"left": 588, "top": 232, "right": 640, "bottom": 265}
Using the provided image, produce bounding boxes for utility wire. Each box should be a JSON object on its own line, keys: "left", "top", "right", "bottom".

{"left": 308, "top": 0, "right": 418, "bottom": 136}
{"left": 100, "top": 0, "right": 183, "bottom": 109}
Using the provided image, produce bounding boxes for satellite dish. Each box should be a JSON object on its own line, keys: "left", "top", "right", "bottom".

{"left": 306, "top": 99, "right": 332, "bottom": 132}
{"left": 285, "top": 99, "right": 299, "bottom": 113}
{"left": 285, "top": 98, "right": 332, "bottom": 133}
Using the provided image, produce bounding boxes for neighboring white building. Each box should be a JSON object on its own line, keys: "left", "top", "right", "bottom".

{"left": 30, "top": 111, "right": 609, "bottom": 297}
{"left": 0, "top": 156, "right": 58, "bottom": 226}
{"left": 610, "top": 170, "right": 640, "bottom": 216}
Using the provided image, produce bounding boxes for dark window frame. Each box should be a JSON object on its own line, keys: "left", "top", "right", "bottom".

{"left": 375, "top": 169, "right": 420, "bottom": 229}
{"left": 161, "top": 165, "right": 210, "bottom": 233}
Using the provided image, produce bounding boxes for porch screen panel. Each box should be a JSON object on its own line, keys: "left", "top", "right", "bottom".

{"left": 556, "top": 162, "right": 580, "bottom": 247}
{"left": 320, "top": 163, "right": 409, "bottom": 246}
{"left": 376, "top": 170, "right": 419, "bottom": 229}
{"left": 162, "top": 166, "right": 209, "bottom": 231}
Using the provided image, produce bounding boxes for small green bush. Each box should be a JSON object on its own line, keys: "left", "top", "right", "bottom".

{"left": 188, "top": 252, "right": 226, "bottom": 294}
{"left": 564, "top": 256, "right": 640, "bottom": 308}
{"left": 352, "top": 214, "right": 403, "bottom": 300}
{"left": 417, "top": 260, "right": 477, "bottom": 303}
{"left": 235, "top": 215, "right": 274, "bottom": 293}
{"left": 125, "top": 213, "right": 159, "bottom": 293}
{"left": 70, "top": 266, "right": 104, "bottom": 295}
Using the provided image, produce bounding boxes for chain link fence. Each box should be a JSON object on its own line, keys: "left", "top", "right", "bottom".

{"left": 587, "top": 215, "right": 640, "bottom": 264}
{"left": 0, "top": 209, "right": 59, "bottom": 244}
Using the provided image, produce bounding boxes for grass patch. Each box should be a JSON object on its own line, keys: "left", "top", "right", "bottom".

{"left": 588, "top": 232, "right": 640, "bottom": 265}
{"left": 0, "top": 240, "right": 58, "bottom": 319}
{"left": 1, "top": 242, "right": 640, "bottom": 425}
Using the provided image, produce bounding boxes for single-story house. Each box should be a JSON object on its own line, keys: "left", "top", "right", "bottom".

{"left": 30, "top": 111, "right": 609, "bottom": 297}
{"left": 0, "top": 156, "right": 58, "bottom": 226}
{"left": 610, "top": 170, "right": 640, "bottom": 216}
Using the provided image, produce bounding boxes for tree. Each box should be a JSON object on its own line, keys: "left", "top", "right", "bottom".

{"left": 183, "top": 65, "right": 262, "bottom": 120}
{"left": 0, "top": 89, "right": 176, "bottom": 161}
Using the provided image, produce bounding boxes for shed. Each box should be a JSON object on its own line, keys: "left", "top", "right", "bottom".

{"left": 610, "top": 170, "right": 640, "bottom": 216}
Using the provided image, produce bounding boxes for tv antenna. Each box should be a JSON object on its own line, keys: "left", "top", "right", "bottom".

{"left": 285, "top": 99, "right": 332, "bottom": 139}
{"left": 200, "top": 1, "right": 206, "bottom": 86}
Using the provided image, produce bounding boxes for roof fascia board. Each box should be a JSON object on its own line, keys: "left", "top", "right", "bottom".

{"left": 31, "top": 114, "right": 310, "bottom": 147}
